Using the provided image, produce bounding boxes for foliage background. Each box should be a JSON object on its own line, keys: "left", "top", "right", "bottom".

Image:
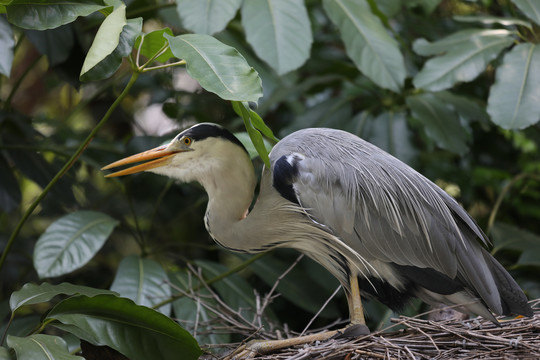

{"left": 1, "top": 0, "right": 540, "bottom": 358}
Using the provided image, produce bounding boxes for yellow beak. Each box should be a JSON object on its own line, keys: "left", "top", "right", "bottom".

{"left": 102, "top": 145, "right": 178, "bottom": 177}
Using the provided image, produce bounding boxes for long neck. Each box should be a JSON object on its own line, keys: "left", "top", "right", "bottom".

{"left": 200, "top": 153, "right": 257, "bottom": 247}
{"left": 203, "top": 161, "right": 290, "bottom": 253}
{"left": 202, "top": 158, "right": 363, "bottom": 291}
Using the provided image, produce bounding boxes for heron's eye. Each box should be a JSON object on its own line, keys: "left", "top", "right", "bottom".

{"left": 182, "top": 137, "right": 192, "bottom": 146}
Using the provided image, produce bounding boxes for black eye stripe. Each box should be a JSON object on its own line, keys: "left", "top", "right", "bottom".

{"left": 178, "top": 123, "right": 247, "bottom": 153}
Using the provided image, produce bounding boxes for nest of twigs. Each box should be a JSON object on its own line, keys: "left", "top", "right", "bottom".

{"left": 204, "top": 301, "right": 539, "bottom": 359}
{"left": 232, "top": 303, "right": 539, "bottom": 359}
{"left": 178, "top": 262, "right": 540, "bottom": 359}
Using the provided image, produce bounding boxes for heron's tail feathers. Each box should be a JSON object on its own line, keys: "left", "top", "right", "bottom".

{"left": 483, "top": 250, "right": 533, "bottom": 317}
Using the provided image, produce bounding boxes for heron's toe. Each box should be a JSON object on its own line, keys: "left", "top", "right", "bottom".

{"left": 334, "top": 323, "right": 370, "bottom": 338}
{"left": 225, "top": 340, "right": 264, "bottom": 359}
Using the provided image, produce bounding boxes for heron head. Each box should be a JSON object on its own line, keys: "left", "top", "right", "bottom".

{"left": 102, "top": 123, "right": 249, "bottom": 183}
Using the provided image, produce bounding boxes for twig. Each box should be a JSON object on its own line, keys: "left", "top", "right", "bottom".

{"left": 300, "top": 284, "right": 342, "bottom": 336}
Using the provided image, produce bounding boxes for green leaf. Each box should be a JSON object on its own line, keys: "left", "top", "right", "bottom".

{"left": 242, "top": 0, "right": 312, "bottom": 75}
{"left": 195, "top": 260, "right": 256, "bottom": 319}
{"left": 10, "top": 282, "right": 117, "bottom": 312}
{"left": 433, "top": 91, "right": 489, "bottom": 125}
{"left": 0, "top": 346, "right": 9, "bottom": 360}
{"left": 26, "top": 24, "right": 74, "bottom": 66}
{"left": 373, "top": 0, "right": 402, "bottom": 18}
{"left": 110, "top": 255, "right": 172, "bottom": 316}
{"left": 7, "top": 334, "right": 83, "bottom": 360}
{"left": 323, "top": 0, "right": 406, "bottom": 92}
{"left": 82, "top": 3, "right": 127, "bottom": 74}
{"left": 487, "top": 43, "right": 540, "bottom": 130}
{"left": 232, "top": 101, "right": 271, "bottom": 167}
{"left": 360, "top": 111, "right": 418, "bottom": 165}
{"left": 47, "top": 295, "right": 202, "bottom": 360}
{"left": 280, "top": 96, "right": 352, "bottom": 135}
{"left": 80, "top": 5, "right": 142, "bottom": 81}
{"left": 0, "top": 315, "right": 42, "bottom": 339}
{"left": 165, "top": 33, "right": 263, "bottom": 102}
{"left": 512, "top": 0, "right": 540, "bottom": 26}
{"left": 234, "top": 132, "right": 274, "bottom": 160}
{"left": 0, "top": 15, "right": 14, "bottom": 76}
{"left": 33, "top": 211, "right": 119, "bottom": 278}
{"left": 0, "top": 154, "right": 20, "bottom": 212}
{"left": 5, "top": 0, "right": 107, "bottom": 30}
{"left": 491, "top": 222, "right": 540, "bottom": 267}
{"left": 413, "top": 29, "right": 514, "bottom": 91}
{"left": 169, "top": 271, "right": 231, "bottom": 345}
{"left": 405, "top": 0, "right": 441, "bottom": 14}
{"left": 243, "top": 102, "right": 279, "bottom": 142}
{"left": 406, "top": 92, "right": 470, "bottom": 154}
{"left": 176, "top": 0, "right": 241, "bottom": 35}
{"left": 453, "top": 15, "right": 532, "bottom": 29}
{"left": 134, "top": 28, "right": 174, "bottom": 64}
{"left": 245, "top": 253, "right": 341, "bottom": 317}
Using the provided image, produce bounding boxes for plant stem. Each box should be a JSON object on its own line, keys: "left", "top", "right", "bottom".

{"left": 486, "top": 173, "right": 540, "bottom": 236}
{"left": 0, "top": 71, "right": 141, "bottom": 273}
{"left": 4, "top": 55, "right": 43, "bottom": 111}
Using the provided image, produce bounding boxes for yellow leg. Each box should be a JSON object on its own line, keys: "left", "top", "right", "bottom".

{"left": 348, "top": 275, "right": 366, "bottom": 325}
{"left": 226, "top": 275, "right": 369, "bottom": 359}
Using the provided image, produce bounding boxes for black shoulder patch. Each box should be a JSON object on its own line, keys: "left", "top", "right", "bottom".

{"left": 273, "top": 155, "right": 300, "bottom": 205}
{"left": 179, "top": 123, "right": 247, "bottom": 153}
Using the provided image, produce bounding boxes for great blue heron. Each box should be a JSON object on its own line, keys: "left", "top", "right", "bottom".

{"left": 103, "top": 123, "right": 532, "bottom": 355}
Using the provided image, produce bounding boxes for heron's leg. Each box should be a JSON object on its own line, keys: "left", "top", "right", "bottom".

{"left": 225, "top": 330, "right": 339, "bottom": 359}
{"left": 348, "top": 275, "right": 366, "bottom": 325}
{"left": 226, "top": 276, "right": 369, "bottom": 359}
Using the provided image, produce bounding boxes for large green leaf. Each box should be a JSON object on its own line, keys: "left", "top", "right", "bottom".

{"left": 375, "top": 0, "right": 403, "bottom": 18}
{"left": 491, "top": 222, "right": 540, "bottom": 267}
{"left": 47, "top": 295, "right": 202, "bottom": 360}
{"left": 430, "top": 91, "right": 489, "bottom": 128}
{"left": 406, "top": 92, "right": 470, "bottom": 154}
{"left": 245, "top": 253, "right": 341, "bottom": 317}
{"left": 512, "top": 0, "right": 540, "bottom": 26}
{"left": 176, "top": 0, "right": 241, "bottom": 35}
{"left": 80, "top": 6, "right": 142, "bottom": 81}
{"left": 5, "top": 0, "right": 107, "bottom": 30}
{"left": 195, "top": 260, "right": 256, "bottom": 319}
{"left": 10, "top": 282, "right": 117, "bottom": 312}
{"left": 413, "top": 29, "right": 514, "bottom": 91}
{"left": 0, "top": 15, "right": 14, "bottom": 76}
{"left": 110, "top": 255, "right": 172, "bottom": 316}
{"left": 360, "top": 111, "right": 417, "bottom": 165}
{"left": 280, "top": 96, "right": 353, "bottom": 135}
{"left": 33, "top": 211, "right": 119, "bottom": 278}
{"left": 323, "top": 0, "right": 406, "bottom": 92}
{"left": 7, "top": 334, "right": 84, "bottom": 360}
{"left": 487, "top": 43, "right": 540, "bottom": 130}
{"left": 242, "top": 0, "right": 312, "bottom": 75}
{"left": 0, "top": 346, "right": 10, "bottom": 360}
{"left": 26, "top": 24, "right": 74, "bottom": 66}
{"left": 165, "top": 33, "right": 263, "bottom": 102}
{"left": 0, "top": 315, "right": 42, "bottom": 339}
{"left": 81, "top": 4, "right": 126, "bottom": 74}
{"left": 170, "top": 271, "right": 231, "bottom": 345}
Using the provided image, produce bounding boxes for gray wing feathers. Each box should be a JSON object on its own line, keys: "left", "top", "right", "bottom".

{"left": 270, "top": 128, "right": 502, "bottom": 312}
